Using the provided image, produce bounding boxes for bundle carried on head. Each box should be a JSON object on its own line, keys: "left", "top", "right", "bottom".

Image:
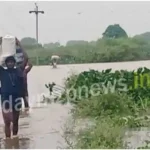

{"left": 0, "top": 35, "right": 24, "bottom": 65}
{"left": 51, "top": 55, "right": 60, "bottom": 60}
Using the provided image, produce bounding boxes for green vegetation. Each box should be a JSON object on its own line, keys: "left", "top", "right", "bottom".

{"left": 46, "top": 68, "right": 150, "bottom": 148}
{"left": 134, "top": 32, "right": 150, "bottom": 42}
{"left": 22, "top": 24, "right": 150, "bottom": 65}
{"left": 60, "top": 68, "right": 150, "bottom": 104}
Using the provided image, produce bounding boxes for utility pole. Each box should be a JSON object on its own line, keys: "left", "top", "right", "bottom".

{"left": 29, "top": 3, "right": 44, "bottom": 65}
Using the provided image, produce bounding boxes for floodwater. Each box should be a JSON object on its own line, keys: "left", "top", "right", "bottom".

{"left": 0, "top": 60, "right": 150, "bottom": 148}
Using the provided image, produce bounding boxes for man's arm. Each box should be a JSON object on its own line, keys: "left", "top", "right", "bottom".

{"left": 24, "top": 61, "right": 33, "bottom": 74}
{"left": 16, "top": 38, "right": 28, "bottom": 68}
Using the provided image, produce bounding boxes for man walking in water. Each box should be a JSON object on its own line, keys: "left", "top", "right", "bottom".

{"left": 51, "top": 55, "right": 60, "bottom": 68}
{"left": 15, "top": 39, "right": 32, "bottom": 110}
{"left": 21, "top": 61, "right": 32, "bottom": 110}
{"left": 0, "top": 47, "right": 28, "bottom": 139}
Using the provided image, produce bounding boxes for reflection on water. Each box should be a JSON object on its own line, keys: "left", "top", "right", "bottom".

{"left": 18, "top": 137, "right": 30, "bottom": 149}
{"left": 0, "top": 137, "right": 30, "bottom": 149}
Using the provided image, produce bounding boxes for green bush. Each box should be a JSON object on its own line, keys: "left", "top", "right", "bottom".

{"left": 58, "top": 68, "right": 150, "bottom": 105}
{"left": 73, "top": 93, "right": 135, "bottom": 118}
{"left": 75, "top": 118, "right": 124, "bottom": 149}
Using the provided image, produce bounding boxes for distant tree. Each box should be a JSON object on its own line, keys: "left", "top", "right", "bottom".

{"left": 20, "top": 37, "right": 43, "bottom": 49}
{"left": 43, "top": 42, "right": 60, "bottom": 49}
{"left": 89, "top": 41, "right": 96, "bottom": 46}
{"left": 66, "top": 40, "right": 88, "bottom": 46}
{"left": 21, "top": 37, "right": 37, "bottom": 46}
{"left": 103, "top": 24, "right": 128, "bottom": 39}
{"left": 134, "top": 32, "right": 150, "bottom": 42}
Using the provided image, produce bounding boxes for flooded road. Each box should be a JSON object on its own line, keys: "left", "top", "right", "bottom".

{"left": 0, "top": 60, "right": 150, "bottom": 148}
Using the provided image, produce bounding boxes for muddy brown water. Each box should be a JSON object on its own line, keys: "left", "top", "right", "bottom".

{"left": 0, "top": 61, "right": 150, "bottom": 148}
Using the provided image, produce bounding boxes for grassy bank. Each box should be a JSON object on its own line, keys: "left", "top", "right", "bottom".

{"left": 27, "top": 37, "right": 150, "bottom": 65}
{"left": 71, "top": 93, "right": 150, "bottom": 148}
{"left": 46, "top": 68, "right": 150, "bottom": 148}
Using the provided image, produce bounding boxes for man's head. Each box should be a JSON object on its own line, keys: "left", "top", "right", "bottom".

{"left": 5, "top": 56, "right": 16, "bottom": 68}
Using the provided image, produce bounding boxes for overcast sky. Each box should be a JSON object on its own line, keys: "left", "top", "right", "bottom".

{"left": 0, "top": 1, "right": 150, "bottom": 45}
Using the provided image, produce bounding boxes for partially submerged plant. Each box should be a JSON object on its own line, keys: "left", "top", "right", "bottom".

{"left": 45, "top": 82, "right": 56, "bottom": 95}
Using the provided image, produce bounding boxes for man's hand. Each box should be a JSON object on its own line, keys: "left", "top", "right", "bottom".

{"left": 24, "top": 60, "right": 33, "bottom": 74}
{"left": 16, "top": 38, "right": 28, "bottom": 59}
{"left": 16, "top": 37, "right": 29, "bottom": 69}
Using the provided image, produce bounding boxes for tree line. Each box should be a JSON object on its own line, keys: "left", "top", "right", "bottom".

{"left": 21, "top": 24, "right": 150, "bottom": 65}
